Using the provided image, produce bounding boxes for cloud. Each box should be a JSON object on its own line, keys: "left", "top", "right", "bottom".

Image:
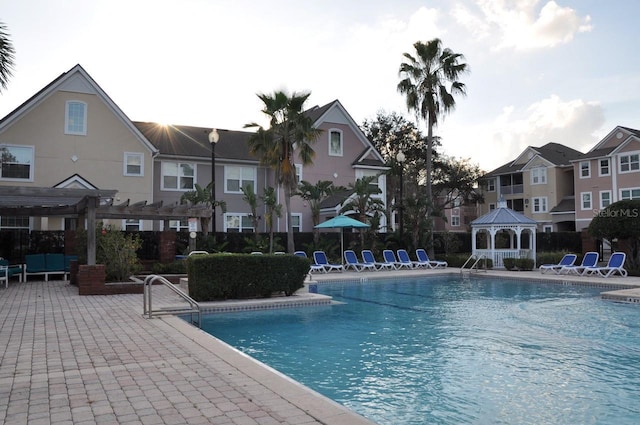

{"left": 442, "top": 95, "right": 605, "bottom": 170}
{"left": 453, "top": 0, "right": 592, "bottom": 50}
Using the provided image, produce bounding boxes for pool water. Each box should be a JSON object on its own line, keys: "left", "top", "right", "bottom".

{"left": 199, "top": 276, "right": 640, "bottom": 425}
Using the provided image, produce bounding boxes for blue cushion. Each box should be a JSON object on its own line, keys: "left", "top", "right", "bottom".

{"left": 25, "top": 254, "right": 47, "bottom": 273}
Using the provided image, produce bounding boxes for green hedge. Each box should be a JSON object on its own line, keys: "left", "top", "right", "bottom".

{"left": 186, "top": 254, "right": 309, "bottom": 301}
{"left": 503, "top": 257, "right": 535, "bottom": 271}
{"left": 444, "top": 253, "right": 493, "bottom": 269}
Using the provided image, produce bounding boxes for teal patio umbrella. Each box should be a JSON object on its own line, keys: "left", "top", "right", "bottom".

{"left": 315, "top": 215, "right": 370, "bottom": 265}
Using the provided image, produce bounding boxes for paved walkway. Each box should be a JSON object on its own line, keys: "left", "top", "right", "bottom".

{"left": 1, "top": 269, "right": 638, "bottom": 425}
{"left": 0, "top": 280, "right": 373, "bottom": 425}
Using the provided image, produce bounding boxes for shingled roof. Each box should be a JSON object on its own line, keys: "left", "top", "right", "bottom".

{"left": 485, "top": 142, "right": 583, "bottom": 177}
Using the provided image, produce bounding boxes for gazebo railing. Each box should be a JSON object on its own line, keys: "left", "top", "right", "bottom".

{"left": 474, "top": 249, "right": 531, "bottom": 268}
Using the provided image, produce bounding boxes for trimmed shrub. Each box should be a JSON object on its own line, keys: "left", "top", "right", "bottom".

{"left": 515, "top": 258, "right": 535, "bottom": 271}
{"left": 503, "top": 258, "right": 516, "bottom": 271}
{"left": 186, "top": 253, "right": 309, "bottom": 301}
{"left": 151, "top": 260, "right": 187, "bottom": 274}
{"left": 537, "top": 251, "right": 572, "bottom": 266}
{"left": 444, "top": 253, "right": 492, "bottom": 269}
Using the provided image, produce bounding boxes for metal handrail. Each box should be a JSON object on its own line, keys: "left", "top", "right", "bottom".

{"left": 460, "top": 254, "right": 488, "bottom": 274}
{"left": 143, "top": 274, "right": 201, "bottom": 327}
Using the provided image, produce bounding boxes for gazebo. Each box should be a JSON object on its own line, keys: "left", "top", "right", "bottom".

{"left": 470, "top": 199, "right": 537, "bottom": 268}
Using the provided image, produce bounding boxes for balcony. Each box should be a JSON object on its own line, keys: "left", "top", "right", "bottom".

{"left": 500, "top": 184, "right": 523, "bottom": 195}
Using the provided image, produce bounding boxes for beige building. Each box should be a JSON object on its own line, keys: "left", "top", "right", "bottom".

{"left": 0, "top": 65, "right": 158, "bottom": 230}
{"left": 481, "top": 143, "right": 582, "bottom": 231}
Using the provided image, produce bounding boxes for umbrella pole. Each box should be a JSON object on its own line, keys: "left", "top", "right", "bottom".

{"left": 341, "top": 228, "right": 344, "bottom": 269}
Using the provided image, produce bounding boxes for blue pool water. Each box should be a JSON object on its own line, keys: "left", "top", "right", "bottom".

{"left": 198, "top": 276, "right": 640, "bottom": 424}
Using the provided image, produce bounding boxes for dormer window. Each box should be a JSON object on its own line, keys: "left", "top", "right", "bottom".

{"left": 65, "top": 101, "right": 87, "bottom": 135}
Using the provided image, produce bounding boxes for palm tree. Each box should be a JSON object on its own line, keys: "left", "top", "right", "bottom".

{"left": 0, "top": 21, "right": 15, "bottom": 93}
{"left": 340, "top": 176, "right": 386, "bottom": 247}
{"left": 397, "top": 38, "right": 468, "bottom": 255}
{"left": 180, "top": 182, "right": 226, "bottom": 236}
{"left": 261, "top": 186, "right": 282, "bottom": 253}
{"left": 241, "top": 184, "right": 259, "bottom": 241}
{"left": 297, "top": 180, "right": 342, "bottom": 242}
{"left": 246, "top": 90, "right": 322, "bottom": 253}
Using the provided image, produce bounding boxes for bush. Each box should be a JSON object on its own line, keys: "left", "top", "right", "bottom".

{"left": 151, "top": 260, "right": 187, "bottom": 274}
{"left": 444, "top": 253, "right": 492, "bottom": 269}
{"left": 515, "top": 258, "right": 535, "bottom": 271}
{"left": 187, "top": 254, "right": 309, "bottom": 301}
{"left": 97, "top": 226, "right": 142, "bottom": 282}
{"left": 537, "top": 251, "right": 572, "bottom": 266}
{"left": 503, "top": 258, "right": 516, "bottom": 270}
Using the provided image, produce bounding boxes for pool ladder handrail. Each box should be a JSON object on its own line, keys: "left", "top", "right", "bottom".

{"left": 460, "top": 254, "right": 488, "bottom": 274}
{"left": 143, "top": 274, "right": 201, "bottom": 327}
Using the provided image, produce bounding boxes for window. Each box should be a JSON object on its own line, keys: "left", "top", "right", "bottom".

{"left": 530, "top": 167, "right": 547, "bottom": 185}
{"left": 290, "top": 213, "right": 302, "bottom": 232}
{"left": 532, "top": 197, "right": 547, "bottom": 213}
{"left": 543, "top": 225, "right": 553, "bottom": 233}
{"left": 489, "top": 203, "right": 496, "bottom": 211}
{"left": 123, "top": 219, "right": 142, "bottom": 231}
{"left": 599, "top": 158, "right": 610, "bottom": 176}
{"left": 620, "top": 188, "right": 640, "bottom": 200}
{"left": 1, "top": 216, "right": 29, "bottom": 229}
{"left": 451, "top": 214, "right": 460, "bottom": 227}
{"left": 581, "top": 192, "right": 592, "bottom": 210}
{"left": 600, "top": 191, "right": 611, "bottom": 209}
{"left": 487, "top": 178, "right": 496, "bottom": 192}
{"left": 124, "top": 152, "right": 143, "bottom": 176}
{"left": 295, "top": 164, "right": 303, "bottom": 184}
{"left": 65, "top": 101, "right": 87, "bottom": 135}
{"left": 161, "top": 162, "right": 195, "bottom": 190}
{"left": 225, "top": 166, "right": 256, "bottom": 193}
{"left": 619, "top": 153, "right": 640, "bottom": 173}
{"left": 168, "top": 219, "right": 189, "bottom": 231}
{"left": 328, "top": 129, "right": 343, "bottom": 156}
{"left": 580, "top": 161, "right": 590, "bottom": 178}
{"left": 0, "top": 145, "right": 33, "bottom": 180}
{"left": 225, "top": 213, "right": 254, "bottom": 232}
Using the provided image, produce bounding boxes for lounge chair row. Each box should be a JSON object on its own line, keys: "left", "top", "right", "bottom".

{"left": 539, "top": 252, "right": 627, "bottom": 278}
{"left": 295, "top": 249, "right": 448, "bottom": 273}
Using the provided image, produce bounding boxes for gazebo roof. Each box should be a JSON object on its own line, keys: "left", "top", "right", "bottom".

{"left": 471, "top": 200, "right": 537, "bottom": 226}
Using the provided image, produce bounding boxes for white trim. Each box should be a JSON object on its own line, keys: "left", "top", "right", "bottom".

{"left": 224, "top": 165, "right": 257, "bottom": 194}
{"left": 542, "top": 225, "right": 553, "bottom": 233}
{"left": 579, "top": 160, "right": 591, "bottom": 178}
{"left": 599, "top": 190, "right": 612, "bottom": 209}
{"left": 328, "top": 128, "right": 343, "bottom": 157}
{"left": 123, "top": 152, "right": 144, "bottom": 176}
{"left": 64, "top": 100, "right": 87, "bottom": 135}
{"left": 224, "top": 212, "right": 254, "bottom": 232}
{"left": 532, "top": 196, "right": 548, "bottom": 213}
{"left": 618, "top": 151, "right": 640, "bottom": 174}
{"left": 487, "top": 178, "right": 496, "bottom": 192}
{"left": 0, "top": 144, "right": 34, "bottom": 182}
{"left": 288, "top": 213, "right": 302, "bottom": 232}
{"left": 160, "top": 161, "right": 196, "bottom": 191}
{"left": 530, "top": 167, "right": 547, "bottom": 185}
{"left": 620, "top": 187, "right": 640, "bottom": 200}
{"left": 122, "top": 219, "right": 142, "bottom": 231}
{"left": 598, "top": 158, "right": 611, "bottom": 177}
{"left": 580, "top": 192, "right": 592, "bottom": 210}
{"left": 294, "top": 163, "right": 303, "bottom": 184}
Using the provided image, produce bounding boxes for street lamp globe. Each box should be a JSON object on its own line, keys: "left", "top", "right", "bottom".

{"left": 396, "top": 151, "right": 406, "bottom": 163}
{"left": 208, "top": 128, "right": 220, "bottom": 145}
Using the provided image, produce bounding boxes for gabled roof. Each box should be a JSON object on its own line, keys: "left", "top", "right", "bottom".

{"left": 305, "top": 99, "right": 387, "bottom": 168}
{"left": 471, "top": 204, "right": 537, "bottom": 226}
{"left": 589, "top": 125, "right": 640, "bottom": 152}
{"left": 550, "top": 196, "right": 575, "bottom": 214}
{"left": 484, "top": 142, "right": 583, "bottom": 177}
{"left": 0, "top": 64, "right": 158, "bottom": 155}
{"left": 133, "top": 123, "right": 256, "bottom": 162}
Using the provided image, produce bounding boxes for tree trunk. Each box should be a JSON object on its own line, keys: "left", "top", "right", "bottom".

{"left": 426, "top": 115, "right": 435, "bottom": 258}
{"left": 285, "top": 186, "right": 294, "bottom": 253}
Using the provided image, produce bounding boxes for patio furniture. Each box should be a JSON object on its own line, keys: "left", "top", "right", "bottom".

{"left": 584, "top": 252, "right": 628, "bottom": 278}
{"left": 415, "top": 249, "right": 448, "bottom": 269}
{"left": 0, "top": 259, "right": 23, "bottom": 288}
{"left": 382, "top": 250, "right": 411, "bottom": 270}
{"left": 24, "top": 253, "right": 67, "bottom": 281}
{"left": 396, "top": 249, "right": 420, "bottom": 269}
{"left": 559, "top": 252, "right": 599, "bottom": 276}
{"left": 343, "top": 250, "right": 375, "bottom": 272}
{"left": 361, "top": 250, "right": 394, "bottom": 270}
{"left": 539, "top": 254, "right": 577, "bottom": 274}
{"left": 294, "top": 251, "right": 324, "bottom": 273}
{"left": 313, "top": 251, "right": 343, "bottom": 273}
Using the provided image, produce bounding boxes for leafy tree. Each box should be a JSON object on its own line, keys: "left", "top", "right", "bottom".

{"left": 398, "top": 38, "right": 468, "bottom": 255}
{"left": 241, "top": 184, "right": 259, "bottom": 241}
{"left": 297, "top": 179, "right": 343, "bottom": 242}
{"left": 261, "top": 186, "right": 283, "bottom": 253}
{"left": 588, "top": 200, "right": 640, "bottom": 274}
{"left": 180, "top": 182, "right": 227, "bottom": 236}
{"left": 0, "top": 21, "right": 15, "bottom": 93}
{"left": 432, "top": 155, "right": 484, "bottom": 215}
{"left": 246, "top": 90, "right": 322, "bottom": 252}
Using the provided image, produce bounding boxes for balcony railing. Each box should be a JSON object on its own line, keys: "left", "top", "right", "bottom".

{"left": 499, "top": 184, "right": 523, "bottom": 195}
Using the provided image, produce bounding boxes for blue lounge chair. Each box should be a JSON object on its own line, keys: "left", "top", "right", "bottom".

{"left": 383, "top": 249, "right": 410, "bottom": 270}
{"left": 396, "top": 249, "right": 419, "bottom": 269}
{"left": 559, "top": 252, "right": 599, "bottom": 275}
{"left": 343, "top": 250, "right": 375, "bottom": 272}
{"left": 294, "top": 251, "right": 324, "bottom": 273}
{"left": 313, "top": 251, "right": 343, "bottom": 273}
{"left": 539, "top": 254, "right": 577, "bottom": 274}
{"left": 585, "top": 252, "right": 627, "bottom": 278}
{"left": 361, "top": 250, "right": 394, "bottom": 270}
{"left": 415, "top": 249, "right": 448, "bottom": 269}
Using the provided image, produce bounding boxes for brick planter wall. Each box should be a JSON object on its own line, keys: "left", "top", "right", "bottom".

{"left": 77, "top": 265, "right": 144, "bottom": 295}
{"left": 159, "top": 231, "right": 177, "bottom": 263}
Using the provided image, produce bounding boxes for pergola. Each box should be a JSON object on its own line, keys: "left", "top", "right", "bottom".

{"left": 0, "top": 186, "right": 212, "bottom": 265}
{"left": 470, "top": 199, "right": 537, "bottom": 268}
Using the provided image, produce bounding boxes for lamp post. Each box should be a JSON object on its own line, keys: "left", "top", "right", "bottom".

{"left": 208, "top": 129, "right": 220, "bottom": 235}
{"left": 396, "top": 151, "right": 406, "bottom": 239}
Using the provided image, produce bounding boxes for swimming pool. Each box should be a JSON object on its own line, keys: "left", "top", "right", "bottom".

{"left": 198, "top": 276, "right": 640, "bottom": 425}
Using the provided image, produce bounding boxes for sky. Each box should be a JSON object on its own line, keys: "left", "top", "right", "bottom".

{"left": 2, "top": 0, "right": 639, "bottom": 172}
